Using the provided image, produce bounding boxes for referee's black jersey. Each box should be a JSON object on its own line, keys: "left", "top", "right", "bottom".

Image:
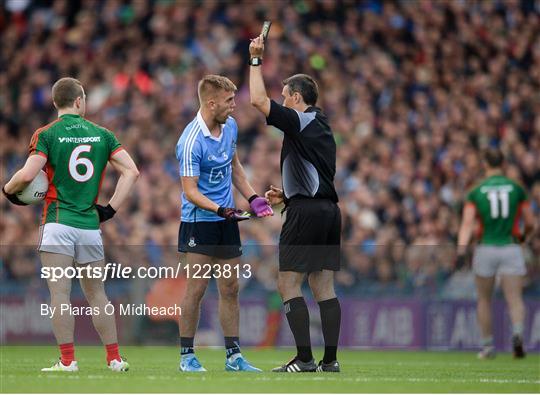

{"left": 266, "top": 100, "right": 338, "bottom": 203}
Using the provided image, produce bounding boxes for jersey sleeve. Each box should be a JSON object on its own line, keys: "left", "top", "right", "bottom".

{"left": 266, "top": 100, "right": 301, "bottom": 135}
{"left": 28, "top": 129, "right": 49, "bottom": 158}
{"left": 178, "top": 138, "right": 202, "bottom": 177}
{"left": 465, "top": 187, "right": 476, "bottom": 204}
{"left": 104, "top": 129, "right": 123, "bottom": 158}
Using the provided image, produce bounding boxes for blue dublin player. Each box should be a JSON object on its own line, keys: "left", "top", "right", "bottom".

{"left": 175, "top": 75, "right": 273, "bottom": 372}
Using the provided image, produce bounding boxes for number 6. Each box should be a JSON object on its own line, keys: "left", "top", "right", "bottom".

{"left": 69, "top": 145, "right": 94, "bottom": 182}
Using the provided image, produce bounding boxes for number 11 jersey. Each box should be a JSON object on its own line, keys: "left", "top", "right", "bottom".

{"left": 466, "top": 174, "right": 529, "bottom": 245}
{"left": 29, "top": 114, "right": 122, "bottom": 229}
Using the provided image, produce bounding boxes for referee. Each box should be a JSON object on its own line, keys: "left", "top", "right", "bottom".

{"left": 249, "top": 35, "right": 341, "bottom": 373}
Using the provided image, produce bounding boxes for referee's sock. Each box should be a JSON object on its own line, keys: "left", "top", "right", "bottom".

{"left": 284, "top": 297, "right": 313, "bottom": 363}
{"left": 318, "top": 297, "right": 341, "bottom": 363}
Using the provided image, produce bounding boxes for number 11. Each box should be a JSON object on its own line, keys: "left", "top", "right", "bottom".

{"left": 487, "top": 190, "right": 509, "bottom": 218}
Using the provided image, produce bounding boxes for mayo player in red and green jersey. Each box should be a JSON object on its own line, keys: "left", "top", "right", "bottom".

{"left": 2, "top": 78, "right": 139, "bottom": 372}
{"left": 457, "top": 148, "right": 536, "bottom": 360}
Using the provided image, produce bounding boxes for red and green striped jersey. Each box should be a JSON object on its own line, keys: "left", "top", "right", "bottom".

{"left": 29, "top": 114, "right": 123, "bottom": 230}
{"left": 466, "top": 174, "right": 529, "bottom": 245}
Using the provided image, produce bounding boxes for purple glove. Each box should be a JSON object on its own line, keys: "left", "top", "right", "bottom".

{"left": 217, "top": 207, "right": 251, "bottom": 222}
{"left": 249, "top": 195, "right": 274, "bottom": 217}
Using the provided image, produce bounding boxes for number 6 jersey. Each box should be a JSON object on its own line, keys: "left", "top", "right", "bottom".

{"left": 465, "top": 174, "right": 529, "bottom": 245}
{"left": 28, "top": 114, "right": 123, "bottom": 229}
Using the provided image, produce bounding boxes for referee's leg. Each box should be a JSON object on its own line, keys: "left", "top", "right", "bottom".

{"left": 308, "top": 270, "right": 341, "bottom": 364}
{"left": 278, "top": 272, "right": 313, "bottom": 363}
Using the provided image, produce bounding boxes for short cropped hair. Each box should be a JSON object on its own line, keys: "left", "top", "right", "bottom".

{"left": 282, "top": 74, "right": 319, "bottom": 106}
{"left": 198, "top": 75, "right": 237, "bottom": 103}
{"left": 483, "top": 147, "right": 504, "bottom": 168}
{"left": 52, "top": 77, "right": 84, "bottom": 109}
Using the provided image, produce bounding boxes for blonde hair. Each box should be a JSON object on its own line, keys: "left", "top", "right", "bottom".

{"left": 198, "top": 75, "right": 237, "bottom": 104}
{"left": 52, "top": 77, "right": 84, "bottom": 109}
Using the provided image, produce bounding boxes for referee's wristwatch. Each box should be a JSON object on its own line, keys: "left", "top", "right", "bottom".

{"left": 249, "top": 57, "right": 263, "bottom": 66}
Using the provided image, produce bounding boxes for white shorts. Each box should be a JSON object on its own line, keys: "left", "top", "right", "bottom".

{"left": 38, "top": 223, "right": 104, "bottom": 264}
{"left": 472, "top": 244, "right": 526, "bottom": 277}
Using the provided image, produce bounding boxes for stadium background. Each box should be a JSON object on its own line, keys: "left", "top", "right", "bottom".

{"left": 0, "top": 0, "right": 539, "bottom": 352}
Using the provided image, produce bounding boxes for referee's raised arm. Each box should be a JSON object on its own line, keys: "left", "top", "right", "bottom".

{"left": 249, "top": 35, "right": 271, "bottom": 117}
{"left": 249, "top": 35, "right": 306, "bottom": 136}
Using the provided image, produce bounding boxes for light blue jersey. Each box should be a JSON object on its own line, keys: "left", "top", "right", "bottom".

{"left": 176, "top": 111, "right": 237, "bottom": 222}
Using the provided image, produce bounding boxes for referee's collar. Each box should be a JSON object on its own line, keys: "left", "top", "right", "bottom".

{"left": 197, "top": 111, "right": 224, "bottom": 142}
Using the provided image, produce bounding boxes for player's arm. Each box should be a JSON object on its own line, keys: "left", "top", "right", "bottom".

{"left": 231, "top": 153, "right": 273, "bottom": 217}
{"left": 249, "top": 34, "right": 271, "bottom": 117}
{"left": 97, "top": 150, "right": 139, "bottom": 222}
{"left": 181, "top": 176, "right": 220, "bottom": 213}
{"left": 181, "top": 177, "right": 254, "bottom": 221}
{"left": 179, "top": 135, "right": 220, "bottom": 214}
{"left": 457, "top": 202, "right": 476, "bottom": 251}
{"left": 231, "top": 152, "right": 257, "bottom": 200}
{"left": 3, "top": 155, "right": 47, "bottom": 194}
{"left": 3, "top": 128, "right": 49, "bottom": 202}
{"left": 456, "top": 202, "right": 476, "bottom": 268}
{"left": 519, "top": 202, "right": 537, "bottom": 242}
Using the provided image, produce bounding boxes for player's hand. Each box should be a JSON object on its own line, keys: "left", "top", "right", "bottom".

{"left": 217, "top": 207, "right": 251, "bottom": 222}
{"left": 2, "top": 186, "right": 27, "bottom": 206}
{"left": 515, "top": 233, "right": 527, "bottom": 244}
{"left": 248, "top": 195, "right": 274, "bottom": 217}
{"left": 455, "top": 252, "right": 467, "bottom": 270}
{"left": 96, "top": 204, "right": 116, "bottom": 223}
{"left": 264, "top": 185, "right": 284, "bottom": 206}
{"left": 249, "top": 34, "right": 264, "bottom": 57}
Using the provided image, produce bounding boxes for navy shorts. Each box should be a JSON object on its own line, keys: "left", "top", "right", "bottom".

{"left": 178, "top": 220, "right": 242, "bottom": 260}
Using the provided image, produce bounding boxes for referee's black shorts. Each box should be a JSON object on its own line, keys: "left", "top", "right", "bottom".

{"left": 279, "top": 197, "right": 341, "bottom": 273}
{"left": 178, "top": 220, "right": 242, "bottom": 260}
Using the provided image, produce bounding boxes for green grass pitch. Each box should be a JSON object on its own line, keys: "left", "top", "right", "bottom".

{"left": 1, "top": 346, "right": 538, "bottom": 393}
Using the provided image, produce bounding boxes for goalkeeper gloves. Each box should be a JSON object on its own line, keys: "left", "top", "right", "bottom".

{"left": 217, "top": 207, "right": 250, "bottom": 222}
{"left": 248, "top": 194, "right": 273, "bottom": 217}
{"left": 2, "top": 186, "right": 27, "bottom": 206}
{"left": 96, "top": 204, "right": 116, "bottom": 223}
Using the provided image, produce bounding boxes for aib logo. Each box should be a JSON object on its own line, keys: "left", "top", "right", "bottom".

{"left": 209, "top": 164, "right": 230, "bottom": 184}
{"left": 34, "top": 191, "right": 46, "bottom": 198}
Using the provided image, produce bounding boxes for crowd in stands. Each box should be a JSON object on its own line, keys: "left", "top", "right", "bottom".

{"left": 1, "top": 0, "right": 539, "bottom": 296}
